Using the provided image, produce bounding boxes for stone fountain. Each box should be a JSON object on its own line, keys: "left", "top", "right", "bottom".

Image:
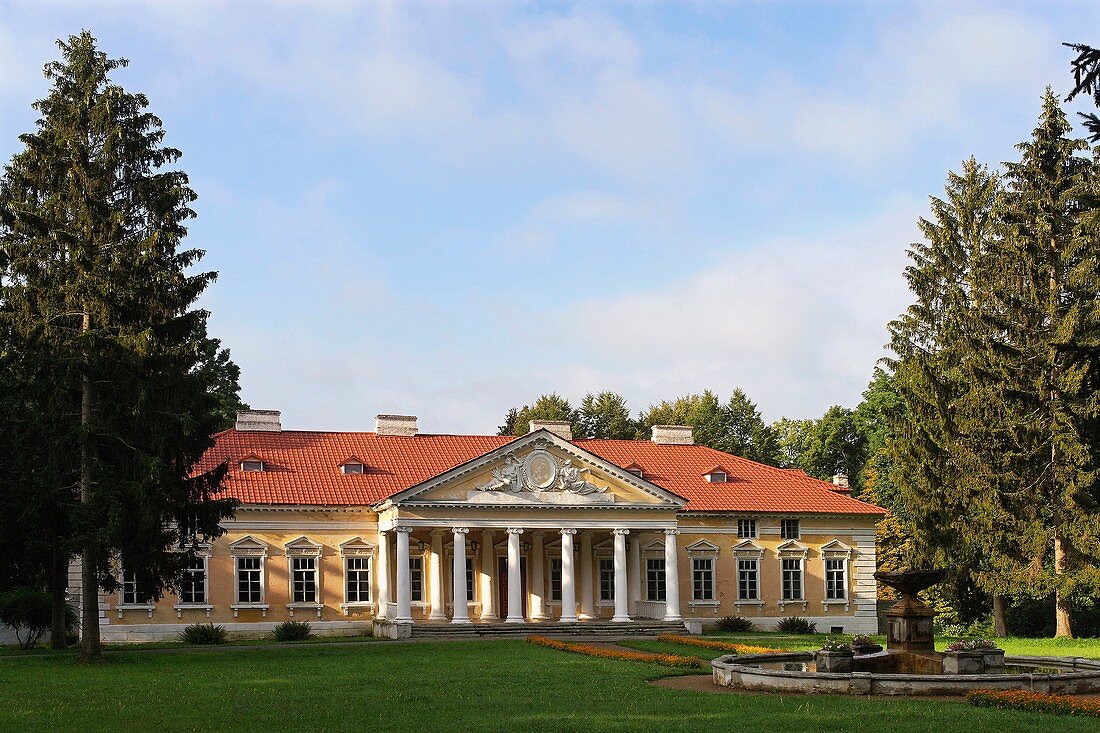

{"left": 861, "top": 569, "right": 947, "bottom": 674}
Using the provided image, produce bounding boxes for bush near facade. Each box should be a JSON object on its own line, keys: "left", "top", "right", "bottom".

{"left": 272, "top": 621, "right": 313, "bottom": 642}
{"left": 0, "top": 588, "right": 77, "bottom": 649}
{"left": 654, "top": 634, "right": 782, "bottom": 655}
{"left": 527, "top": 635, "right": 703, "bottom": 669}
{"left": 179, "top": 623, "right": 228, "bottom": 645}
{"left": 967, "top": 689, "right": 1100, "bottom": 718}
{"left": 776, "top": 617, "right": 817, "bottom": 634}
{"left": 716, "top": 616, "right": 754, "bottom": 632}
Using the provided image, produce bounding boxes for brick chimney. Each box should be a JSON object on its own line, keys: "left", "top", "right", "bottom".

{"left": 831, "top": 473, "right": 850, "bottom": 492}
{"left": 376, "top": 414, "right": 418, "bottom": 437}
{"left": 235, "top": 410, "right": 282, "bottom": 432}
{"left": 529, "top": 420, "right": 573, "bottom": 441}
{"left": 651, "top": 425, "right": 693, "bottom": 445}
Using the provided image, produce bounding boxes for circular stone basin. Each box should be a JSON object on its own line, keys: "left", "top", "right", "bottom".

{"left": 712, "top": 652, "right": 1100, "bottom": 696}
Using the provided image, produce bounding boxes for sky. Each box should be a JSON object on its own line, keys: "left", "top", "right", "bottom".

{"left": 1, "top": 1, "right": 1098, "bottom": 434}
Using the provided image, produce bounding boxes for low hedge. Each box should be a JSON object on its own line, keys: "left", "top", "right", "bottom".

{"left": 654, "top": 633, "right": 784, "bottom": 655}
{"left": 527, "top": 635, "right": 703, "bottom": 669}
{"left": 967, "top": 689, "right": 1100, "bottom": 718}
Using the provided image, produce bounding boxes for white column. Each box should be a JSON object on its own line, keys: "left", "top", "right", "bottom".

{"left": 451, "top": 527, "right": 471, "bottom": 624}
{"left": 377, "top": 530, "right": 390, "bottom": 618}
{"left": 628, "top": 535, "right": 641, "bottom": 615}
{"left": 479, "top": 530, "right": 497, "bottom": 621}
{"left": 394, "top": 526, "right": 413, "bottom": 624}
{"left": 505, "top": 528, "right": 525, "bottom": 623}
{"left": 529, "top": 532, "right": 546, "bottom": 621}
{"left": 559, "top": 529, "right": 577, "bottom": 622}
{"left": 579, "top": 532, "right": 594, "bottom": 620}
{"left": 428, "top": 530, "right": 446, "bottom": 621}
{"left": 663, "top": 529, "right": 681, "bottom": 622}
{"left": 612, "top": 529, "right": 631, "bottom": 622}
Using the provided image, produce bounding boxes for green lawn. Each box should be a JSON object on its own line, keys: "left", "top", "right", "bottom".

{"left": 1, "top": 639, "right": 1097, "bottom": 732}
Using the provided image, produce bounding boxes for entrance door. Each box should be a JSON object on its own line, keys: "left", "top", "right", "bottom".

{"left": 498, "top": 556, "right": 528, "bottom": 619}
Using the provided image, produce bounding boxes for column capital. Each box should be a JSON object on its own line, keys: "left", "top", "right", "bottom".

{"left": 560, "top": 528, "right": 578, "bottom": 536}
{"left": 506, "top": 527, "right": 525, "bottom": 536}
{"left": 430, "top": 528, "right": 447, "bottom": 536}
{"left": 612, "top": 528, "right": 631, "bottom": 536}
{"left": 452, "top": 527, "right": 470, "bottom": 535}
{"left": 664, "top": 529, "right": 681, "bottom": 536}
{"left": 395, "top": 526, "right": 414, "bottom": 534}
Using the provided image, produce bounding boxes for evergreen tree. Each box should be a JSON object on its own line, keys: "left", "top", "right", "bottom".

{"left": 0, "top": 32, "right": 241, "bottom": 657}
{"left": 772, "top": 417, "right": 816, "bottom": 469}
{"left": 575, "top": 391, "right": 636, "bottom": 439}
{"left": 1065, "top": 42, "right": 1100, "bottom": 141}
{"left": 716, "top": 389, "right": 782, "bottom": 465}
{"left": 853, "top": 368, "right": 903, "bottom": 508}
{"left": 497, "top": 393, "right": 578, "bottom": 436}
{"left": 636, "top": 390, "right": 727, "bottom": 448}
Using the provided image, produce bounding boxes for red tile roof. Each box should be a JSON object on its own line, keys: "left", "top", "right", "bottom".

{"left": 197, "top": 430, "right": 886, "bottom": 516}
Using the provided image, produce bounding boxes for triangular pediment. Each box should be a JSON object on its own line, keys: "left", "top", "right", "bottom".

{"left": 777, "top": 539, "right": 809, "bottom": 556}
{"left": 732, "top": 539, "right": 765, "bottom": 555}
{"left": 381, "top": 430, "right": 686, "bottom": 509}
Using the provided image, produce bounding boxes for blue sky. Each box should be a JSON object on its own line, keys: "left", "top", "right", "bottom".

{"left": 1, "top": 1, "right": 1097, "bottom": 433}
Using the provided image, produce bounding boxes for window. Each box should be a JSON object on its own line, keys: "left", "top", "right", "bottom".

{"left": 691, "top": 557, "right": 714, "bottom": 601}
{"left": 341, "top": 461, "right": 365, "bottom": 475}
{"left": 236, "top": 557, "right": 262, "bottom": 603}
{"left": 598, "top": 557, "right": 614, "bottom": 602}
{"left": 180, "top": 557, "right": 207, "bottom": 605}
{"left": 550, "top": 558, "right": 563, "bottom": 601}
{"left": 826, "top": 558, "right": 847, "bottom": 600}
{"left": 409, "top": 557, "right": 423, "bottom": 603}
{"left": 737, "top": 558, "right": 759, "bottom": 600}
{"left": 121, "top": 570, "right": 151, "bottom": 606}
{"left": 627, "top": 468, "right": 644, "bottom": 478}
{"left": 291, "top": 557, "right": 318, "bottom": 603}
{"left": 780, "top": 519, "right": 800, "bottom": 540}
{"left": 345, "top": 557, "right": 371, "bottom": 603}
{"left": 782, "top": 558, "right": 803, "bottom": 601}
{"left": 706, "top": 470, "right": 727, "bottom": 483}
{"left": 240, "top": 459, "right": 263, "bottom": 472}
{"left": 737, "top": 518, "right": 757, "bottom": 538}
{"left": 646, "top": 557, "right": 666, "bottom": 602}
{"left": 465, "top": 558, "right": 475, "bottom": 602}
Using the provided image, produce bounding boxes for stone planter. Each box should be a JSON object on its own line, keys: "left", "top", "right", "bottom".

{"left": 852, "top": 643, "right": 883, "bottom": 656}
{"left": 817, "top": 650, "right": 855, "bottom": 673}
{"left": 981, "top": 649, "right": 1005, "bottom": 673}
{"left": 942, "top": 650, "right": 984, "bottom": 674}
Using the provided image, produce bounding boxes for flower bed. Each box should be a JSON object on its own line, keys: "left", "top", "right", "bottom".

{"left": 654, "top": 634, "right": 784, "bottom": 655}
{"left": 967, "top": 689, "right": 1100, "bottom": 717}
{"left": 527, "top": 636, "right": 703, "bottom": 669}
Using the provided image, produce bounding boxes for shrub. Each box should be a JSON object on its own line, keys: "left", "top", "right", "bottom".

{"left": 775, "top": 617, "right": 817, "bottom": 634}
{"left": 968, "top": 689, "right": 1100, "bottom": 717}
{"left": 179, "top": 623, "right": 228, "bottom": 645}
{"left": 527, "top": 635, "right": 703, "bottom": 669}
{"left": 715, "top": 616, "right": 754, "bottom": 632}
{"left": 946, "top": 639, "right": 1000, "bottom": 652}
{"left": 272, "top": 620, "right": 313, "bottom": 642}
{"left": 0, "top": 588, "right": 76, "bottom": 649}
{"left": 820, "top": 638, "right": 852, "bottom": 652}
{"left": 655, "top": 633, "right": 784, "bottom": 655}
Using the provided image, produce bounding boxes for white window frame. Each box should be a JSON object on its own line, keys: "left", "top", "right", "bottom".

{"left": 705, "top": 470, "right": 728, "bottom": 483}
{"left": 341, "top": 460, "right": 366, "bottom": 475}
{"left": 339, "top": 537, "right": 376, "bottom": 615}
{"left": 549, "top": 557, "right": 563, "bottom": 602}
{"left": 736, "top": 518, "right": 757, "bottom": 539}
{"left": 174, "top": 548, "right": 213, "bottom": 618}
{"left": 732, "top": 540, "right": 766, "bottom": 610}
{"left": 240, "top": 458, "right": 264, "bottom": 472}
{"left": 598, "top": 556, "right": 615, "bottom": 603}
{"left": 230, "top": 535, "right": 269, "bottom": 617}
{"left": 777, "top": 540, "right": 809, "bottom": 612}
{"left": 821, "top": 540, "right": 853, "bottom": 612}
{"left": 780, "top": 518, "right": 801, "bottom": 540}
{"left": 117, "top": 566, "right": 156, "bottom": 618}
{"left": 285, "top": 536, "right": 324, "bottom": 618}
{"left": 685, "top": 540, "right": 719, "bottom": 609}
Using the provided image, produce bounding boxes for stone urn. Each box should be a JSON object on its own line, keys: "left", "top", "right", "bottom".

{"left": 817, "top": 649, "right": 855, "bottom": 673}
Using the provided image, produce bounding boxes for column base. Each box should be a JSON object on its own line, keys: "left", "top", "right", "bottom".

{"left": 450, "top": 618, "right": 473, "bottom": 625}
{"left": 612, "top": 615, "right": 632, "bottom": 623}
{"left": 428, "top": 614, "right": 447, "bottom": 622}
{"left": 663, "top": 615, "right": 682, "bottom": 622}
{"left": 505, "top": 616, "right": 525, "bottom": 624}
{"left": 578, "top": 613, "right": 596, "bottom": 621}
{"left": 559, "top": 615, "right": 578, "bottom": 623}
{"left": 479, "top": 615, "right": 500, "bottom": 623}
{"left": 393, "top": 617, "right": 414, "bottom": 624}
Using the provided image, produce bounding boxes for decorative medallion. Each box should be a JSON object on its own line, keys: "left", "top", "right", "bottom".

{"left": 522, "top": 450, "right": 558, "bottom": 490}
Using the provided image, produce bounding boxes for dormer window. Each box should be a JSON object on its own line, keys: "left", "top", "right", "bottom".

{"left": 341, "top": 461, "right": 365, "bottom": 475}
{"left": 240, "top": 459, "right": 264, "bottom": 472}
{"left": 624, "top": 462, "right": 645, "bottom": 478}
{"left": 704, "top": 469, "right": 728, "bottom": 483}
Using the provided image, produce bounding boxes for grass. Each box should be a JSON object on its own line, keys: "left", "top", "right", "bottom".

{"left": 1, "top": 639, "right": 1098, "bottom": 732}
{"left": 0, "top": 632, "right": 380, "bottom": 656}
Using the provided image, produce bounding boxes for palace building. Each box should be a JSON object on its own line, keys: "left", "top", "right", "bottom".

{"left": 86, "top": 410, "right": 886, "bottom": 641}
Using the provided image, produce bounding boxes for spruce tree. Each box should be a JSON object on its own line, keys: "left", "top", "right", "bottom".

{"left": 497, "top": 393, "right": 578, "bottom": 436}
{"left": 0, "top": 32, "right": 240, "bottom": 657}
{"left": 575, "top": 391, "right": 637, "bottom": 439}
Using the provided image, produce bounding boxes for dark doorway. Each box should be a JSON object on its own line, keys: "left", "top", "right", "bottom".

{"left": 498, "top": 556, "right": 528, "bottom": 619}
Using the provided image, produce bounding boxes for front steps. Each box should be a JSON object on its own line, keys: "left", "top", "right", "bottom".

{"left": 408, "top": 619, "right": 685, "bottom": 639}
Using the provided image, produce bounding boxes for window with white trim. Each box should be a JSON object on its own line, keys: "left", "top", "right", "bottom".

{"left": 240, "top": 459, "right": 264, "bottom": 472}
{"left": 465, "top": 558, "right": 475, "bottom": 602}
{"left": 598, "top": 557, "right": 614, "bottom": 602}
{"left": 737, "top": 518, "right": 757, "bottom": 538}
{"left": 550, "top": 558, "right": 563, "bottom": 601}
{"left": 345, "top": 557, "right": 371, "bottom": 603}
{"left": 236, "top": 557, "right": 262, "bottom": 603}
{"left": 121, "top": 570, "right": 151, "bottom": 605}
{"left": 781, "top": 557, "right": 803, "bottom": 601}
{"left": 410, "top": 557, "right": 423, "bottom": 603}
{"left": 705, "top": 470, "right": 728, "bottom": 483}
{"left": 737, "top": 558, "right": 759, "bottom": 600}
{"left": 292, "top": 557, "right": 318, "bottom": 603}
{"left": 780, "top": 519, "right": 800, "bottom": 540}
{"left": 825, "top": 558, "right": 847, "bottom": 600}
{"left": 180, "top": 557, "right": 207, "bottom": 605}
{"left": 691, "top": 557, "right": 714, "bottom": 601}
{"left": 646, "top": 558, "right": 666, "bottom": 602}
{"left": 341, "top": 461, "right": 365, "bottom": 475}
